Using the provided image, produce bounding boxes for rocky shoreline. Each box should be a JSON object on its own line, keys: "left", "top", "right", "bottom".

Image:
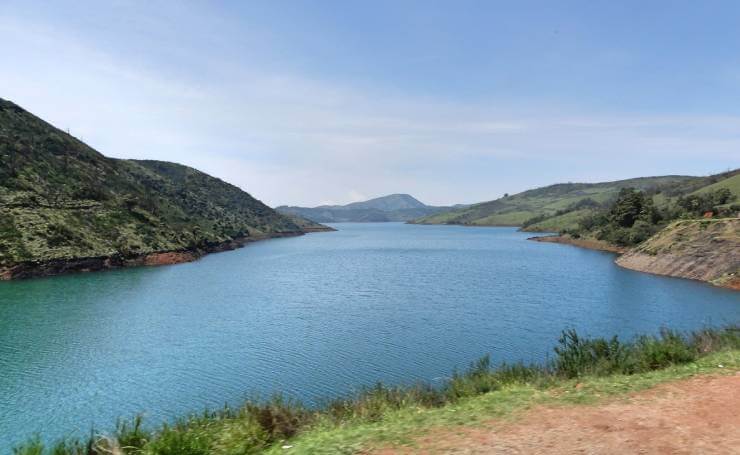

{"left": 528, "top": 219, "right": 739, "bottom": 291}
{"left": 0, "top": 231, "right": 311, "bottom": 280}
{"left": 616, "top": 251, "right": 740, "bottom": 291}
{"left": 299, "top": 226, "right": 338, "bottom": 232}
{"left": 615, "top": 219, "right": 739, "bottom": 291}
{"left": 527, "top": 234, "right": 628, "bottom": 254}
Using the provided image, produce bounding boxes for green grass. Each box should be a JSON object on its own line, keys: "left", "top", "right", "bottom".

{"left": 13, "top": 326, "right": 740, "bottom": 455}
{"left": 520, "top": 208, "right": 596, "bottom": 232}
{"left": 414, "top": 170, "right": 740, "bottom": 235}
{"left": 413, "top": 176, "right": 700, "bottom": 227}
{"left": 690, "top": 173, "right": 740, "bottom": 199}
{"left": 272, "top": 350, "right": 740, "bottom": 454}
{"left": 470, "top": 211, "right": 534, "bottom": 226}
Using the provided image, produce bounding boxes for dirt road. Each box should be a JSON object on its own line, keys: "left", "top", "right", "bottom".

{"left": 376, "top": 373, "right": 740, "bottom": 454}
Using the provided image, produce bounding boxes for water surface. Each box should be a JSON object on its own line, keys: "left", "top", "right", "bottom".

{"left": 0, "top": 223, "right": 738, "bottom": 449}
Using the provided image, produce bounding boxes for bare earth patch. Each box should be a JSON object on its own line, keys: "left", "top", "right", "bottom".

{"left": 375, "top": 373, "right": 740, "bottom": 454}
{"left": 615, "top": 219, "right": 740, "bottom": 291}
{"left": 527, "top": 235, "right": 627, "bottom": 254}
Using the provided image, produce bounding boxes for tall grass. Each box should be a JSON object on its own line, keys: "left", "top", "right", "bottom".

{"left": 14, "top": 325, "right": 740, "bottom": 455}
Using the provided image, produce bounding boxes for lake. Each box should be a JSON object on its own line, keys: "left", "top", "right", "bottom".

{"left": 0, "top": 223, "right": 738, "bottom": 449}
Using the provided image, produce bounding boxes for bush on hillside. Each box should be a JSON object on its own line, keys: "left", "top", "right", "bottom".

{"left": 676, "top": 188, "right": 735, "bottom": 216}
{"left": 571, "top": 186, "right": 738, "bottom": 247}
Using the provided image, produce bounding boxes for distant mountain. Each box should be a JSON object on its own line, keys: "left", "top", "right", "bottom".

{"left": 343, "top": 194, "right": 427, "bottom": 211}
{"left": 0, "top": 98, "right": 331, "bottom": 279}
{"left": 276, "top": 194, "right": 458, "bottom": 223}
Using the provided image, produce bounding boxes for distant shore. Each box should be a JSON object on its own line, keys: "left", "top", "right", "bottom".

{"left": 527, "top": 234, "right": 628, "bottom": 254}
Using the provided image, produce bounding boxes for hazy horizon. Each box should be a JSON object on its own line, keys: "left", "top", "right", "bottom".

{"left": 2, "top": 1, "right": 739, "bottom": 206}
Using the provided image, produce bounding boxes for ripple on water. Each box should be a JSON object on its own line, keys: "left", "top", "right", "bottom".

{"left": 0, "top": 223, "right": 738, "bottom": 450}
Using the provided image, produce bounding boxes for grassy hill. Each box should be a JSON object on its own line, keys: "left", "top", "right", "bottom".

{"left": 648, "top": 170, "right": 740, "bottom": 207}
{"left": 0, "top": 98, "right": 329, "bottom": 278}
{"left": 412, "top": 176, "right": 701, "bottom": 227}
{"left": 522, "top": 169, "right": 739, "bottom": 237}
{"left": 688, "top": 173, "right": 740, "bottom": 200}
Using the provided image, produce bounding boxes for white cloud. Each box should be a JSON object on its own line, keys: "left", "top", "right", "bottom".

{"left": 0, "top": 13, "right": 737, "bottom": 207}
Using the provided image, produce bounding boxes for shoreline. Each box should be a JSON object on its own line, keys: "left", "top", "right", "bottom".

{"left": 300, "top": 226, "right": 338, "bottom": 232}
{"left": 10, "top": 326, "right": 739, "bottom": 454}
{"left": 0, "top": 230, "right": 326, "bottom": 281}
{"left": 526, "top": 234, "right": 628, "bottom": 254}
{"left": 527, "top": 233, "right": 739, "bottom": 291}
{"left": 615, "top": 252, "right": 740, "bottom": 291}
{"left": 407, "top": 221, "right": 521, "bottom": 227}
{"left": 362, "top": 223, "right": 738, "bottom": 291}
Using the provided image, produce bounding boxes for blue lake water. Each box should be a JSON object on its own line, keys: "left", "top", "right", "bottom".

{"left": 0, "top": 223, "right": 738, "bottom": 449}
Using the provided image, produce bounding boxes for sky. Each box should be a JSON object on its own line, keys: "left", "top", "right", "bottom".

{"left": 1, "top": 1, "right": 739, "bottom": 207}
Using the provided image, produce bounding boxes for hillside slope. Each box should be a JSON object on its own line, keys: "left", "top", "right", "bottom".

{"left": 412, "top": 176, "right": 699, "bottom": 227}
{"left": 276, "top": 194, "right": 454, "bottom": 222}
{"left": 524, "top": 169, "right": 740, "bottom": 233}
{"left": 616, "top": 218, "right": 740, "bottom": 289}
{"left": 690, "top": 173, "right": 740, "bottom": 199}
{"left": 0, "top": 98, "right": 330, "bottom": 279}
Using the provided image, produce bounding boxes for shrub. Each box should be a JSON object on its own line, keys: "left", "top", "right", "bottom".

{"left": 631, "top": 330, "right": 696, "bottom": 371}
{"left": 115, "top": 415, "right": 150, "bottom": 453}
{"left": 627, "top": 220, "right": 656, "bottom": 245}
{"left": 244, "top": 396, "right": 309, "bottom": 440}
{"left": 141, "top": 423, "right": 212, "bottom": 455}
{"left": 446, "top": 355, "right": 499, "bottom": 399}
{"left": 554, "top": 330, "right": 630, "bottom": 378}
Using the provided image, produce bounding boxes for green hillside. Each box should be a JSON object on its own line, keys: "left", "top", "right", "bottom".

{"left": 647, "top": 170, "right": 740, "bottom": 207}
{"left": 523, "top": 170, "right": 739, "bottom": 235}
{"left": 413, "top": 176, "right": 700, "bottom": 227}
{"left": 0, "top": 98, "right": 327, "bottom": 277}
{"left": 521, "top": 208, "right": 596, "bottom": 233}
{"left": 690, "top": 173, "right": 740, "bottom": 199}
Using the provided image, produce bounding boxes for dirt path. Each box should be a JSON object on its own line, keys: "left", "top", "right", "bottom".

{"left": 376, "top": 373, "right": 740, "bottom": 454}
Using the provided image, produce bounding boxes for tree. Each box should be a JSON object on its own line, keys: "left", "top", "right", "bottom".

{"left": 608, "top": 188, "right": 648, "bottom": 228}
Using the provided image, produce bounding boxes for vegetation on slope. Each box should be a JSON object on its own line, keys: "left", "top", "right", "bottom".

{"left": 412, "top": 175, "right": 700, "bottom": 227}
{"left": 543, "top": 177, "right": 737, "bottom": 248}
{"left": 0, "top": 98, "right": 325, "bottom": 275}
{"left": 523, "top": 169, "right": 739, "bottom": 236}
{"left": 14, "top": 326, "right": 740, "bottom": 454}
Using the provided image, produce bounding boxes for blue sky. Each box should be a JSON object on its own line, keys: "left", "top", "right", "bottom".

{"left": 1, "top": 1, "right": 739, "bottom": 206}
